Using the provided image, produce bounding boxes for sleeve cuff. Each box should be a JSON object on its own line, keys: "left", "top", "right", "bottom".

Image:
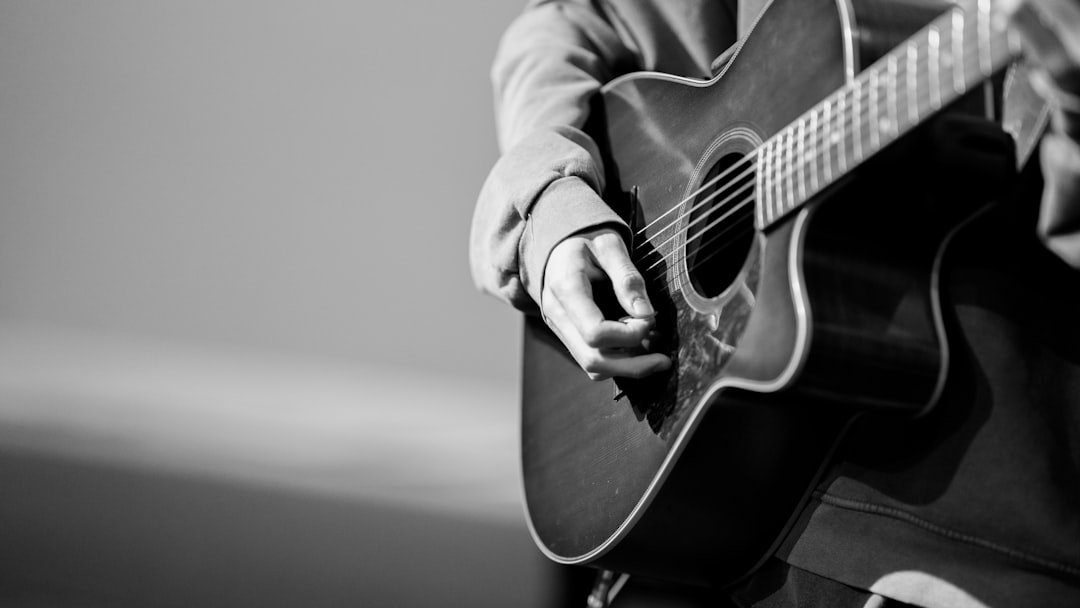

{"left": 519, "top": 176, "right": 629, "bottom": 306}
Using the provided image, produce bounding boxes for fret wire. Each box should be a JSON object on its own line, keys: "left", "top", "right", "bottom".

{"left": 775, "top": 134, "right": 785, "bottom": 217}
{"left": 754, "top": 147, "right": 766, "bottom": 228}
{"left": 797, "top": 118, "right": 807, "bottom": 204}
{"left": 773, "top": 136, "right": 783, "bottom": 221}
{"left": 853, "top": 77, "right": 863, "bottom": 163}
{"left": 784, "top": 128, "right": 795, "bottom": 214}
{"left": 952, "top": 10, "right": 966, "bottom": 94}
{"left": 869, "top": 67, "right": 880, "bottom": 152}
{"left": 785, "top": 16, "right": 1011, "bottom": 205}
{"left": 640, "top": 14, "right": 1019, "bottom": 257}
{"left": 768, "top": 135, "right": 776, "bottom": 219}
{"left": 770, "top": 132, "right": 780, "bottom": 219}
{"left": 734, "top": 7, "right": 1017, "bottom": 233}
{"left": 809, "top": 108, "right": 820, "bottom": 195}
{"left": 765, "top": 138, "right": 776, "bottom": 225}
{"left": 906, "top": 43, "right": 919, "bottom": 125}
{"left": 838, "top": 93, "right": 849, "bottom": 174}
{"left": 928, "top": 26, "right": 941, "bottom": 110}
{"left": 777, "top": 31, "right": 980, "bottom": 223}
{"left": 777, "top": 137, "right": 786, "bottom": 221}
{"left": 777, "top": 130, "right": 786, "bottom": 219}
{"left": 887, "top": 53, "right": 899, "bottom": 141}
{"left": 796, "top": 33, "right": 973, "bottom": 179}
{"left": 759, "top": 139, "right": 768, "bottom": 226}
{"left": 781, "top": 6, "right": 1004, "bottom": 160}
{"left": 977, "top": 0, "right": 992, "bottom": 75}
{"left": 823, "top": 97, "right": 834, "bottom": 185}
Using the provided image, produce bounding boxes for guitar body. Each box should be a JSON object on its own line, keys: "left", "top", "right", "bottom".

{"left": 521, "top": 0, "right": 995, "bottom": 587}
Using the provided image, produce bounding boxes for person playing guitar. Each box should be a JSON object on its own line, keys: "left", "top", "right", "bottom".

{"left": 470, "top": 1, "right": 1080, "bottom": 606}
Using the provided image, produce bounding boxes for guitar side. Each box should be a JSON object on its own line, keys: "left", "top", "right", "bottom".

{"left": 521, "top": 0, "right": 960, "bottom": 586}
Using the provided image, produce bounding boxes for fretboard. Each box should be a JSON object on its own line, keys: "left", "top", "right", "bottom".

{"left": 754, "top": 0, "right": 1022, "bottom": 230}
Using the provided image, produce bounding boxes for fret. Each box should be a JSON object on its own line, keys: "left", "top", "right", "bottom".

{"left": 773, "top": 136, "right": 781, "bottom": 222}
{"left": 887, "top": 54, "right": 899, "bottom": 139}
{"left": 809, "top": 108, "right": 820, "bottom": 195}
{"left": 952, "top": 10, "right": 965, "bottom": 94}
{"left": 797, "top": 118, "right": 807, "bottom": 204}
{"left": 853, "top": 76, "right": 863, "bottom": 163}
{"left": 928, "top": 26, "right": 941, "bottom": 110}
{"left": 822, "top": 97, "right": 834, "bottom": 185}
{"left": 761, "top": 139, "right": 773, "bottom": 225}
{"left": 784, "top": 128, "right": 795, "bottom": 214}
{"left": 773, "top": 137, "right": 783, "bottom": 224}
{"left": 836, "top": 92, "right": 848, "bottom": 174}
{"left": 775, "top": 133, "right": 786, "bottom": 216}
{"left": 755, "top": 147, "right": 766, "bottom": 228}
{"left": 906, "top": 43, "right": 919, "bottom": 125}
{"left": 754, "top": 3, "right": 1023, "bottom": 233}
{"left": 869, "top": 67, "right": 880, "bottom": 153}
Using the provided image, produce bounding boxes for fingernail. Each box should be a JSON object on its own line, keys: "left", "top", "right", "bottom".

{"left": 632, "top": 298, "right": 654, "bottom": 317}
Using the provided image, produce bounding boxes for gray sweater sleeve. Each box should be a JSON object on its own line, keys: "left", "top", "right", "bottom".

{"left": 468, "top": 1, "right": 636, "bottom": 312}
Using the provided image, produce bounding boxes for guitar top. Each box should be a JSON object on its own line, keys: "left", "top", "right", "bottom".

{"left": 521, "top": 0, "right": 1021, "bottom": 586}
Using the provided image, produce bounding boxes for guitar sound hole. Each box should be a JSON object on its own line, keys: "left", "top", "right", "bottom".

{"left": 686, "top": 153, "right": 756, "bottom": 298}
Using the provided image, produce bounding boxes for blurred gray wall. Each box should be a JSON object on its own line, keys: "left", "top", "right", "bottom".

{"left": 0, "top": 2, "right": 557, "bottom": 606}
{"left": 0, "top": 0, "right": 522, "bottom": 383}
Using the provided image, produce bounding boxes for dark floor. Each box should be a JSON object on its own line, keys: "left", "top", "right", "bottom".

{"left": 0, "top": 448, "right": 555, "bottom": 608}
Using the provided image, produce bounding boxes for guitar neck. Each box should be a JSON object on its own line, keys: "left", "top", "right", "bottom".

{"left": 754, "top": 0, "right": 1022, "bottom": 230}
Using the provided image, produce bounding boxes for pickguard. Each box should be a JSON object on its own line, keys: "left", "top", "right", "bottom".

{"left": 616, "top": 225, "right": 763, "bottom": 439}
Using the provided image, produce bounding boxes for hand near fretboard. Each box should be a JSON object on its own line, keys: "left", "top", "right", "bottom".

{"left": 997, "top": 0, "right": 1080, "bottom": 266}
{"left": 997, "top": 0, "right": 1080, "bottom": 120}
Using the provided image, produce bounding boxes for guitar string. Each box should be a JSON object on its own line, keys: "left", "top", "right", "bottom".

{"left": 634, "top": 157, "right": 756, "bottom": 262}
{"left": 649, "top": 51, "right": 995, "bottom": 295}
{"left": 638, "top": 27, "right": 1002, "bottom": 266}
{"left": 628, "top": 3, "right": 995, "bottom": 243}
{"left": 642, "top": 39, "right": 1008, "bottom": 294}
{"left": 640, "top": 70, "right": 936, "bottom": 290}
{"left": 641, "top": 77, "right": 995, "bottom": 273}
{"left": 630, "top": 3, "right": 1003, "bottom": 248}
{"left": 629, "top": 51, "right": 909, "bottom": 247}
{"left": 661, "top": 5, "right": 1016, "bottom": 291}
{"left": 631, "top": 15, "right": 1003, "bottom": 267}
{"left": 649, "top": 92, "right": 997, "bottom": 295}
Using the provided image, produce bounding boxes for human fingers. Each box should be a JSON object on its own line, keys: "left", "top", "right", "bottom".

{"left": 1001, "top": 0, "right": 1080, "bottom": 87}
{"left": 546, "top": 297, "right": 671, "bottom": 380}
{"left": 545, "top": 261, "right": 652, "bottom": 350}
{"left": 573, "top": 348, "right": 672, "bottom": 382}
{"left": 587, "top": 230, "right": 656, "bottom": 320}
{"left": 542, "top": 234, "right": 671, "bottom": 379}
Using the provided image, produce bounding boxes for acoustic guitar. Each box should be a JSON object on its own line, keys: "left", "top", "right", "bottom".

{"left": 520, "top": 0, "right": 1040, "bottom": 587}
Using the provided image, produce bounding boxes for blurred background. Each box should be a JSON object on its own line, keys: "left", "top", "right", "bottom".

{"left": 0, "top": 1, "right": 562, "bottom": 605}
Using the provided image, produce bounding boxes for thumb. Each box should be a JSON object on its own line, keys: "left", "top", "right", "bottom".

{"left": 589, "top": 231, "right": 655, "bottom": 318}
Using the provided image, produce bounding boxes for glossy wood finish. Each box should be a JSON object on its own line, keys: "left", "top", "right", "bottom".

{"left": 521, "top": 0, "right": 968, "bottom": 586}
